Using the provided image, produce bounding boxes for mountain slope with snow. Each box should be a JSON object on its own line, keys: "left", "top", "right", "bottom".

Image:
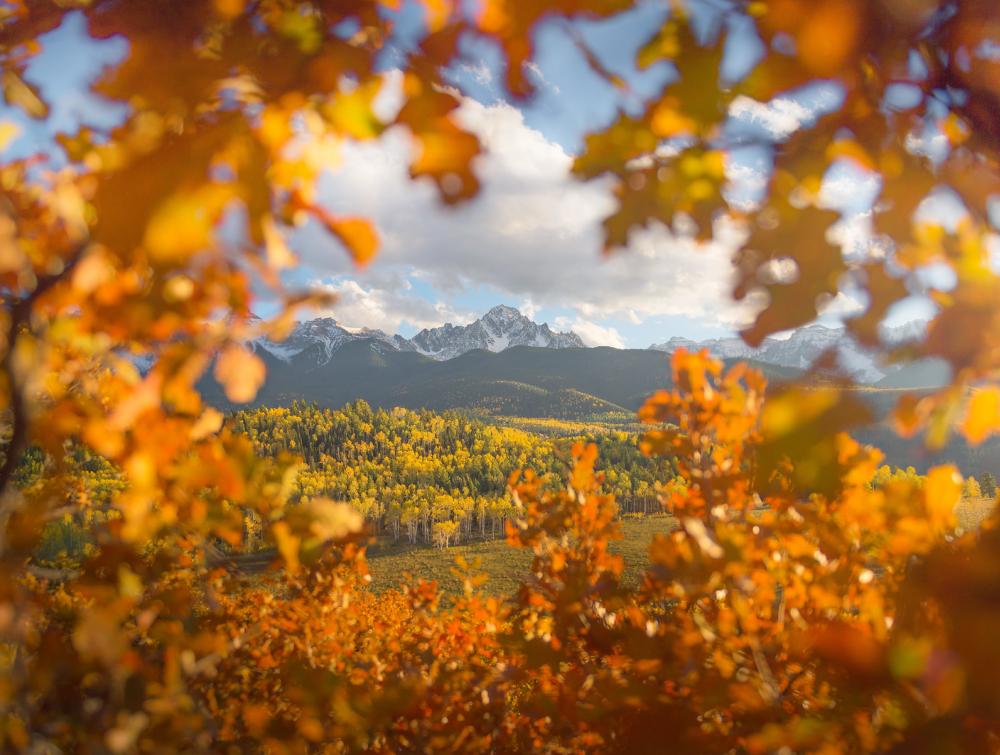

{"left": 253, "top": 305, "right": 584, "bottom": 365}
{"left": 649, "top": 323, "right": 923, "bottom": 383}
{"left": 250, "top": 306, "right": 930, "bottom": 386}
{"left": 254, "top": 317, "right": 412, "bottom": 365}
{"left": 409, "top": 305, "right": 584, "bottom": 360}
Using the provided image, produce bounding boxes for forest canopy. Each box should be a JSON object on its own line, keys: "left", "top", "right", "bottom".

{"left": 2, "top": 0, "right": 1000, "bottom": 752}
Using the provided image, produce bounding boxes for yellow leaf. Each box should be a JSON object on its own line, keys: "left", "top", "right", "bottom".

{"left": 214, "top": 344, "right": 266, "bottom": 403}
{"left": 961, "top": 387, "right": 1000, "bottom": 445}
{"left": 72, "top": 249, "right": 115, "bottom": 293}
{"left": 924, "top": 465, "right": 961, "bottom": 532}
{"left": 190, "top": 407, "right": 225, "bottom": 440}
{"left": 259, "top": 104, "right": 295, "bottom": 151}
{"left": 301, "top": 498, "right": 364, "bottom": 543}
{"left": 72, "top": 608, "right": 127, "bottom": 666}
{"left": 422, "top": 0, "right": 452, "bottom": 31}
{"left": 2, "top": 71, "right": 48, "bottom": 119}
{"left": 272, "top": 499, "right": 364, "bottom": 574}
{"left": 144, "top": 184, "right": 233, "bottom": 263}
{"left": 322, "top": 78, "right": 384, "bottom": 140}
{"left": 262, "top": 215, "right": 297, "bottom": 270}
{"left": 273, "top": 521, "right": 301, "bottom": 575}
{"left": 0, "top": 121, "right": 20, "bottom": 151}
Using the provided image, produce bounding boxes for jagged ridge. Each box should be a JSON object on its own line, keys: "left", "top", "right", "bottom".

{"left": 648, "top": 322, "right": 932, "bottom": 384}
{"left": 255, "top": 305, "right": 584, "bottom": 365}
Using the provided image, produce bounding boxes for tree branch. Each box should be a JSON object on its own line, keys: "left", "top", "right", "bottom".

{"left": 0, "top": 240, "right": 88, "bottom": 501}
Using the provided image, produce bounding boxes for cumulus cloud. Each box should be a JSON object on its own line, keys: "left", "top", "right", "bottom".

{"left": 818, "top": 290, "right": 866, "bottom": 319}
{"left": 296, "top": 88, "right": 761, "bottom": 334}
{"left": 316, "top": 275, "right": 474, "bottom": 334}
{"left": 729, "top": 95, "right": 813, "bottom": 139}
{"left": 553, "top": 316, "right": 626, "bottom": 348}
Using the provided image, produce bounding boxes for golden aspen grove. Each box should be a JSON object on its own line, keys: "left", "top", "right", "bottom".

{"left": 2, "top": 0, "right": 1000, "bottom": 752}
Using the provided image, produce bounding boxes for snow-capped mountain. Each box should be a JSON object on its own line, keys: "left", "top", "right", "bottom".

{"left": 409, "top": 305, "right": 584, "bottom": 360}
{"left": 254, "top": 306, "right": 584, "bottom": 365}
{"left": 255, "top": 317, "right": 413, "bottom": 365}
{"left": 649, "top": 323, "right": 921, "bottom": 383}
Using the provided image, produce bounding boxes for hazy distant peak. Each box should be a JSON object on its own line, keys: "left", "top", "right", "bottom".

{"left": 650, "top": 324, "right": 892, "bottom": 383}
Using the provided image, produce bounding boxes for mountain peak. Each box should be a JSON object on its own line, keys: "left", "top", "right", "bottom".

{"left": 254, "top": 306, "right": 584, "bottom": 365}
{"left": 411, "top": 305, "right": 583, "bottom": 359}
{"left": 649, "top": 323, "right": 889, "bottom": 382}
{"left": 485, "top": 304, "right": 522, "bottom": 318}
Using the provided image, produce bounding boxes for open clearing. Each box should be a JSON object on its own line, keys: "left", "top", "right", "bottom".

{"left": 367, "top": 497, "right": 998, "bottom": 595}
{"left": 366, "top": 514, "right": 677, "bottom": 594}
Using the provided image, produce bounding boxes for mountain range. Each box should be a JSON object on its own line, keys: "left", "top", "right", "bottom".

{"left": 214, "top": 334, "right": 799, "bottom": 419}
{"left": 254, "top": 305, "right": 583, "bottom": 365}
{"left": 194, "top": 305, "right": 991, "bottom": 474}
{"left": 251, "top": 305, "right": 947, "bottom": 387}
{"left": 649, "top": 321, "right": 948, "bottom": 385}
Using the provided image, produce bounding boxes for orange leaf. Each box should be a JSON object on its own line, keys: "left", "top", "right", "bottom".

{"left": 961, "top": 387, "right": 1000, "bottom": 445}
{"left": 273, "top": 521, "right": 301, "bottom": 575}
{"left": 214, "top": 344, "right": 266, "bottom": 404}
{"left": 309, "top": 206, "right": 379, "bottom": 266}
{"left": 924, "top": 465, "right": 961, "bottom": 532}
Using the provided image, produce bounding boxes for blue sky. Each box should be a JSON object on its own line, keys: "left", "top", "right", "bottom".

{"left": 1, "top": 2, "right": 940, "bottom": 348}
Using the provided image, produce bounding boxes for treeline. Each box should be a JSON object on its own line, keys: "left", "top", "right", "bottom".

{"left": 231, "top": 401, "right": 681, "bottom": 547}
{"left": 870, "top": 463, "right": 994, "bottom": 499}
{"left": 14, "top": 445, "right": 125, "bottom": 563}
{"left": 15, "top": 404, "right": 998, "bottom": 558}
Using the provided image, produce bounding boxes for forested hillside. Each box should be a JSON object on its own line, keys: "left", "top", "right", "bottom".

{"left": 200, "top": 340, "right": 800, "bottom": 416}
{"left": 232, "top": 401, "right": 681, "bottom": 547}
{"left": 22, "top": 398, "right": 995, "bottom": 567}
{"left": 203, "top": 343, "right": 1000, "bottom": 474}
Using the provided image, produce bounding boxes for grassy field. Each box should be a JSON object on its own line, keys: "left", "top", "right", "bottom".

{"left": 366, "top": 514, "right": 678, "bottom": 595}
{"left": 367, "top": 497, "right": 999, "bottom": 595}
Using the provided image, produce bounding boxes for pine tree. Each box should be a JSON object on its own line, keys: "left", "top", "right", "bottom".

{"left": 980, "top": 472, "right": 997, "bottom": 498}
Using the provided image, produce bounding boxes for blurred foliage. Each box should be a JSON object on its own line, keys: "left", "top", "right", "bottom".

{"left": 2, "top": 0, "right": 1000, "bottom": 751}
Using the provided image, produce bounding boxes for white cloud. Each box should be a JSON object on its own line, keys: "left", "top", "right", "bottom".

{"left": 296, "top": 89, "right": 762, "bottom": 335}
{"left": 459, "top": 62, "right": 494, "bottom": 88}
{"left": 817, "top": 290, "right": 866, "bottom": 319}
{"left": 729, "top": 95, "right": 812, "bottom": 139}
{"left": 315, "top": 275, "right": 474, "bottom": 333}
{"left": 518, "top": 298, "right": 540, "bottom": 320}
{"left": 554, "top": 316, "right": 626, "bottom": 348}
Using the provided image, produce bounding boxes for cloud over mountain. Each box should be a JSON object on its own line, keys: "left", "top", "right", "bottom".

{"left": 294, "top": 85, "right": 754, "bottom": 337}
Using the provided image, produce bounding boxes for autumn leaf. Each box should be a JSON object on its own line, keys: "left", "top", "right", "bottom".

{"left": 274, "top": 499, "right": 364, "bottom": 573}
{"left": 308, "top": 205, "right": 379, "bottom": 266}
{"left": 261, "top": 215, "right": 297, "bottom": 270}
{"left": 961, "top": 387, "right": 1000, "bottom": 445}
{"left": 0, "top": 121, "right": 19, "bottom": 151}
{"left": 190, "top": 407, "right": 225, "bottom": 440}
{"left": 2, "top": 70, "right": 48, "bottom": 119}
{"left": 5, "top": 1, "right": 1000, "bottom": 751}
{"left": 143, "top": 184, "right": 235, "bottom": 263}
{"left": 924, "top": 465, "right": 961, "bottom": 532}
{"left": 214, "top": 344, "right": 266, "bottom": 403}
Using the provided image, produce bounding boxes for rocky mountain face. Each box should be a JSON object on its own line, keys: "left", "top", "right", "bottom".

{"left": 254, "top": 317, "right": 412, "bottom": 365}
{"left": 254, "top": 305, "right": 583, "bottom": 365}
{"left": 250, "top": 306, "right": 933, "bottom": 386}
{"left": 649, "top": 323, "right": 925, "bottom": 383}
{"left": 409, "top": 305, "right": 584, "bottom": 360}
